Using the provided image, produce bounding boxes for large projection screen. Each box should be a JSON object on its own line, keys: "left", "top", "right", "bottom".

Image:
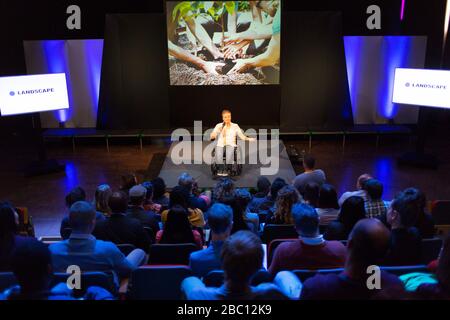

{"left": 393, "top": 68, "right": 450, "bottom": 109}
{"left": 166, "top": 1, "right": 281, "bottom": 85}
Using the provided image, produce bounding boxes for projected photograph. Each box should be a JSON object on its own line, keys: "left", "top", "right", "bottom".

{"left": 166, "top": 1, "right": 281, "bottom": 85}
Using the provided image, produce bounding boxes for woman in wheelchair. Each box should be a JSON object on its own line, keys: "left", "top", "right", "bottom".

{"left": 210, "top": 109, "right": 256, "bottom": 177}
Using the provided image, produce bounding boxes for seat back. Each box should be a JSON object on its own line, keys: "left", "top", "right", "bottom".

{"left": 143, "top": 227, "right": 155, "bottom": 242}
{"left": 267, "top": 239, "right": 297, "bottom": 267}
{"left": 431, "top": 200, "right": 450, "bottom": 225}
{"left": 293, "top": 268, "right": 344, "bottom": 282}
{"left": 148, "top": 243, "right": 199, "bottom": 265}
{"left": 51, "top": 271, "right": 116, "bottom": 297}
{"left": 0, "top": 272, "right": 18, "bottom": 292}
{"left": 116, "top": 244, "right": 137, "bottom": 256}
{"left": 421, "top": 238, "right": 443, "bottom": 264}
{"left": 128, "top": 265, "right": 193, "bottom": 300}
{"left": 261, "top": 224, "right": 297, "bottom": 244}
{"left": 38, "top": 236, "right": 63, "bottom": 244}
{"left": 380, "top": 265, "right": 428, "bottom": 276}
{"left": 203, "top": 269, "right": 273, "bottom": 288}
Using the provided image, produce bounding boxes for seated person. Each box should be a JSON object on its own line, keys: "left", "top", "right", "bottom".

{"left": 178, "top": 172, "right": 208, "bottom": 212}
{"left": 156, "top": 205, "right": 203, "bottom": 249}
{"left": 126, "top": 185, "right": 160, "bottom": 239}
{"left": 141, "top": 181, "right": 162, "bottom": 213}
{"left": 266, "top": 185, "right": 300, "bottom": 225}
{"left": 94, "top": 184, "right": 112, "bottom": 217}
{"left": 300, "top": 219, "right": 405, "bottom": 300}
{"left": 292, "top": 154, "right": 326, "bottom": 194}
{"left": 235, "top": 188, "right": 259, "bottom": 233}
{"left": 93, "top": 191, "right": 152, "bottom": 253}
{"left": 383, "top": 190, "right": 422, "bottom": 266}
{"left": 182, "top": 231, "right": 288, "bottom": 300}
{"left": 220, "top": 194, "right": 251, "bottom": 235}
{"left": 302, "top": 182, "right": 320, "bottom": 208}
{"left": 259, "top": 177, "right": 287, "bottom": 217}
{"left": 50, "top": 201, "right": 146, "bottom": 282}
{"left": 269, "top": 203, "right": 346, "bottom": 275}
{"left": 60, "top": 187, "right": 105, "bottom": 239}
{"left": 316, "top": 184, "right": 340, "bottom": 226}
{"left": 119, "top": 173, "right": 137, "bottom": 194}
{"left": 325, "top": 196, "right": 366, "bottom": 241}
{"left": 189, "top": 203, "right": 233, "bottom": 278}
{"left": 1, "top": 238, "right": 113, "bottom": 300}
{"left": 338, "top": 173, "right": 372, "bottom": 206}
{"left": 151, "top": 177, "right": 170, "bottom": 210}
{"left": 161, "top": 186, "right": 205, "bottom": 229}
{"left": 248, "top": 176, "right": 271, "bottom": 213}
{"left": 364, "top": 179, "right": 390, "bottom": 218}
{"left": 404, "top": 188, "right": 435, "bottom": 239}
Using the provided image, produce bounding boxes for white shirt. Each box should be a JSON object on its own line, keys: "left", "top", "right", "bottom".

{"left": 212, "top": 122, "right": 247, "bottom": 147}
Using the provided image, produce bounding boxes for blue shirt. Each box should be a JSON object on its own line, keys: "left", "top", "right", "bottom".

{"left": 49, "top": 234, "right": 135, "bottom": 280}
{"left": 189, "top": 241, "right": 224, "bottom": 278}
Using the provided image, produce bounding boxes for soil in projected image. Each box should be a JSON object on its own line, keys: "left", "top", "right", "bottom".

{"left": 166, "top": 1, "right": 281, "bottom": 85}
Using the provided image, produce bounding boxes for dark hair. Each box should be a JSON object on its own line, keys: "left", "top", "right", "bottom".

{"left": 437, "top": 234, "right": 450, "bottom": 292}
{"left": 270, "top": 177, "right": 287, "bottom": 201}
{"left": 303, "top": 154, "right": 316, "bottom": 169}
{"left": 318, "top": 184, "right": 339, "bottom": 210}
{"left": 221, "top": 194, "right": 250, "bottom": 234}
{"left": 65, "top": 187, "right": 86, "bottom": 208}
{"left": 108, "top": 191, "right": 128, "bottom": 214}
{"left": 152, "top": 177, "right": 166, "bottom": 200}
{"left": 11, "top": 238, "right": 52, "bottom": 294}
{"left": 208, "top": 203, "right": 233, "bottom": 234}
{"left": 178, "top": 173, "right": 194, "bottom": 191}
{"left": 141, "top": 182, "right": 154, "bottom": 201}
{"left": 94, "top": 184, "right": 112, "bottom": 214}
{"left": 391, "top": 190, "right": 420, "bottom": 227}
{"left": 338, "top": 196, "right": 366, "bottom": 233}
{"left": 365, "top": 179, "right": 383, "bottom": 200}
{"left": 160, "top": 205, "right": 195, "bottom": 244}
{"left": 169, "top": 185, "right": 190, "bottom": 209}
{"left": 403, "top": 187, "right": 427, "bottom": 212}
{"left": 292, "top": 203, "right": 319, "bottom": 237}
{"left": 120, "top": 173, "right": 137, "bottom": 192}
{"left": 69, "top": 201, "right": 96, "bottom": 231}
{"left": 302, "top": 182, "right": 320, "bottom": 207}
{"left": 256, "top": 176, "right": 271, "bottom": 195}
{"left": 0, "top": 202, "right": 18, "bottom": 254}
{"left": 213, "top": 178, "right": 235, "bottom": 203}
{"left": 274, "top": 185, "right": 300, "bottom": 224}
{"left": 221, "top": 231, "right": 263, "bottom": 284}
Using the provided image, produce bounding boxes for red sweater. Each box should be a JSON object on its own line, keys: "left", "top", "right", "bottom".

{"left": 268, "top": 239, "right": 347, "bottom": 275}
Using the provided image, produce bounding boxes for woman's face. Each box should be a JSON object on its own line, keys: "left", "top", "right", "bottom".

{"left": 222, "top": 112, "right": 231, "bottom": 124}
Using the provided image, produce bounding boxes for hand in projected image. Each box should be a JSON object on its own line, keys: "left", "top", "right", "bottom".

{"left": 223, "top": 33, "right": 245, "bottom": 45}
{"left": 223, "top": 41, "right": 251, "bottom": 60}
{"left": 201, "top": 61, "right": 226, "bottom": 75}
{"left": 229, "top": 59, "right": 253, "bottom": 74}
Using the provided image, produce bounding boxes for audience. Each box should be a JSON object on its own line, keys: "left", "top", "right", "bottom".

{"left": 141, "top": 181, "right": 162, "bottom": 213}
{"left": 120, "top": 173, "right": 137, "bottom": 194}
{"left": 60, "top": 187, "right": 105, "bottom": 239}
{"left": 50, "top": 201, "right": 145, "bottom": 282}
{"left": 404, "top": 187, "right": 435, "bottom": 239}
{"left": 178, "top": 172, "right": 208, "bottom": 212}
{"left": 234, "top": 188, "right": 259, "bottom": 233}
{"left": 156, "top": 205, "right": 203, "bottom": 249}
{"left": 267, "top": 185, "right": 300, "bottom": 225}
{"left": 189, "top": 203, "right": 233, "bottom": 277}
{"left": 383, "top": 190, "right": 422, "bottom": 266}
{"left": 293, "top": 154, "right": 326, "bottom": 194}
{"left": 212, "top": 177, "right": 236, "bottom": 204}
{"left": 316, "top": 184, "right": 340, "bottom": 226}
{"left": 338, "top": 173, "right": 372, "bottom": 206}
{"left": 220, "top": 194, "right": 251, "bottom": 234}
{"left": 1, "top": 238, "right": 114, "bottom": 300}
{"left": 152, "top": 177, "right": 170, "bottom": 210}
{"left": 325, "top": 196, "right": 366, "bottom": 241}
{"left": 93, "top": 191, "right": 152, "bottom": 252}
{"left": 364, "top": 179, "right": 390, "bottom": 218}
{"left": 94, "top": 184, "right": 112, "bottom": 217}
{"left": 126, "top": 185, "right": 160, "bottom": 239}
{"left": 182, "top": 231, "right": 288, "bottom": 300}
{"left": 248, "top": 176, "right": 271, "bottom": 213}
{"left": 300, "top": 219, "right": 405, "bottom": 299}
{"left": 0, "top": 202, "right": 26, "bottom": 271}
{"left": 302, "top": 182, "right": 320, "bottom": 208}
{"left": 269, "top": 203, "right": 346, "bottom": 275}
{"left": 161, "top": 186, "right": 205, "bottom": 228}
{"left": 262, "top": 177, "right": 287, "bottom": 217}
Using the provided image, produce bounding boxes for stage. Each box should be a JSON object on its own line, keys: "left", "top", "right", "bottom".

{"left": 158, "top": 140, "right": 297, "bottom": 188}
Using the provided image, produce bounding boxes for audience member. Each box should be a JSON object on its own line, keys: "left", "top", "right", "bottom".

{"left": 120, "top": 173, "right": 137, "bottom": 194}
{"left": 248, "top": 176, "right": 271, "bottom": 213}
{"left": 269, "top": 203, "right": 346, "bottom": 275}
{"left": 152, "top": 177, "right": 170, "bottom": 210}
{"left": 189, "top": 203, "right": 233, "bottom": 277}
{"left": 316, "top": 184, "right": 340, "bottom": 226}
{"left": 267, "top": 185, "right": 300, "bottom": 225}
{"left": 212, "top": 177, "right": 236, "bottom": 204}
{"left": 126, "top": 185, "right": 160, "bottom": 239}
{"left": 0, "top": 202, "right": 26, "bottom": 271}
{"left": 404, "top": 188, "right": 435, "bottom": 239}
{"left": 302, "top": 182, "right": 320, "bottom": 208}
{"left": 325, "top": 196, "right": 366, "bottom": 241}
{"left": 94, "top": 184, "right": 112, "bottom": 217}
{"left": 364, "top": 179, "right": 390, "bottom": 218}
{"left": 338, "top": 173, "right": 372, "bottom": 206}
{"left": 161, "top": 186, "right": 205, "bottom": 228}
{"left": 220, "top": 194, "right": 251, "bottom": 234}
{"left": 234, "top": 188, "right": 259, "bottom": 233}
{"left": 293, "top": 154, "right": 326, "bottom": 194}
{"left": 178, "top": 172, "right": 208, "bottom": 212}
{"left": 141, "top": 181, "right": 162, "bottom": 213}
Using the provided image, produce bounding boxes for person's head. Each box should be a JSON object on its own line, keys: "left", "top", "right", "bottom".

{"left": 257, "top": 0, "right": 278, "bottom": 17}
{"left": 11, "top": 238, "right": 52, "bottom": 295}
{"left": 234, "top": 188, "right": 252, "bottom": 212}
{"left": 169, "top": 185, "right": 190, "bottom": 209}
{"left": 69, "top": 201, "right": 96, "bottom": 234}
{"left": 270, "top": 177, "right": 287, "bottom": 200}
{"left": 220, "top": 193, "right": 250, "bottom": 233}
{"left": 347, "top": 218, "right": 391, "bottom": 269}
{"left": 0, "top": 202, "right": 18, "bottom": 247}
{"left": 357, "top": 173, "right": 373, "bottom": 190}
{"left": 108, "top": 191, "right": 128, "bottom": 214}
{"left": 120, "top": 173, "right": 137, "bottom": 191}
{"left": 318, "top": 184, "right": 339, "bottom": 209}
{"left": 152, "top": 177, "right": 167, "bottom": 200}
{"left": 221, "top": 231, "right": 263, "bottom": 286}
{"left": 436, "top": 234, "right": 450, "bottom": 292}
{"left": 65, "top": 187, "right": 86, "bottom": 208}
{"left": 161, "top": 205, "right": 195, "bottom": 244}
{"left": 275, "top": 185, "right": 300, "bottom": 224}
{"left": 388, "top": 190, "right": 420, "bottom": 229}
{"left": 292, "top": 203, "right": 319, "bottom": 238}
{"left": 339, "top": 196, "right": 366, "bottom": 231}
{"left": 302, "top": 182, "right": 320, "bottom": 207}
{"left": 94, "top": 184, "right": 112, "bottom": 214}
{"left": 403, "top": 187, "right": 427, "bottom": 214}
{"left": 141, "top": 181, "right": 154, "bottom": 202}
{"left": 256, "top": 176, "right": 271, "bottom": 195}
{"left": 178, "top": 172, "right": 195, "bottom": 193}
{"left": 213, "top": 177, "right": 235, "bottom": 203}
{"left": 222, "top": 109, "right": 232, "bottom": 124}
{"left": 302, "top": 154, "right": 316, "bottom": 171}
{"left": 129, "top": 185, "right": 147, "bottom": 206}
{"left": 365, "top": 179, "right": 384, "bottom": 201}
{"left": 207, "top": 203, "right": 233, "bottom": 238}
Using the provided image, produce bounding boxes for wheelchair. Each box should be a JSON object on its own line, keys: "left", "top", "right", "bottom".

{"left": 211, "top": 145, "right": 243, "bottom": 178}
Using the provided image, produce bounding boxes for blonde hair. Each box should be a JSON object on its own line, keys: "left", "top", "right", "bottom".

{"left": 275, "top": 185, "right": 300, "bottom": 224}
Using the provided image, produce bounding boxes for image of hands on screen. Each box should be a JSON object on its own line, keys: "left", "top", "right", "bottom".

{"left": 167, "top": 1, "right": 281, "bottom": 85}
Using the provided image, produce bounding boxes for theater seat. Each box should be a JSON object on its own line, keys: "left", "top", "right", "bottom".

{"left": 127, "top": 265, "right": 193, "bottom": 300}
{"left": 420, "top": 238, "right": 443, "bottom": 264}
{"left": 431, "top": 200, "right": 450, "bottom": 225}
{"left": 261, "top": 224, "right": 297, "bottom": 244}
{"left": 148, "top": 243, "right": 199, "bottom": 265}
{"left": 380, "top": 265, "right": 428, "bottom": 276}
{"left": 51, "top": 271, "right": 116, "bottom": 297}
{"left": 293, "top": 268, "right": 344, "bottom": 282}
{"left": 203, "top": 269, "right": 273, "bottom": 288}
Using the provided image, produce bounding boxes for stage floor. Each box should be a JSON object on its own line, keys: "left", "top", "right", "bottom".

{"left": 158, "top": 140, "right": 297, "bottom": 188}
